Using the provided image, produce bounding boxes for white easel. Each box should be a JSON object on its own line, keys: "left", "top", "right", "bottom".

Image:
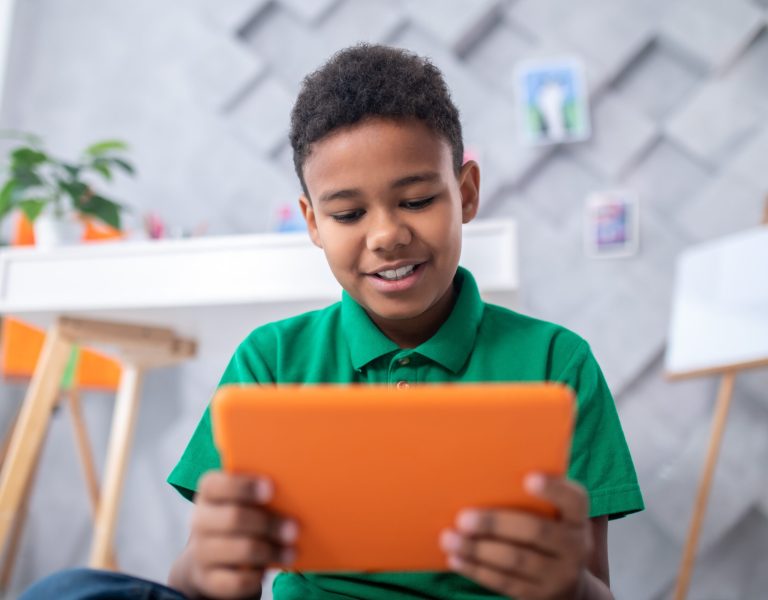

{"left": 669, "top": 203, "right": 768, "bottom": 600}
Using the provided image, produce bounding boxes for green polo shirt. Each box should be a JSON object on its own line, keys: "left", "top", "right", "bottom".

{"left": 168, "top": 267, "right": 643, "bottom": 600}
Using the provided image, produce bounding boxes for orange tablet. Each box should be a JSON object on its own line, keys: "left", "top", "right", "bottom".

{"left": 212, "top": 383, "right": 575, "bottom": 572}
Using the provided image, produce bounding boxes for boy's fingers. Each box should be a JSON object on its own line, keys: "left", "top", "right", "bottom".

{"left": 198, "top": 471, "right": 273, "bottom": 505}
{"left": 195, "top": 566, "right": 263, "bottom": 600}
{"left": 193, "top": 503, "right": 298, "bottom": 545}
{"left": 198, "top": 536, "right": 279, "bottom": 568}
{"left": 454, "top": 510, "right": 562, "bottom": 555}
{"left": 440, "top": 529, "right": 555, "bottom": 580}
{"left": 446, "top": 554, "right": 540, "bottom": 600}
{"left": 525, "top": 474, "right": 589, "bottom": 525}
{"left": 198, "top": 535, "right": 294, "bottom": 569}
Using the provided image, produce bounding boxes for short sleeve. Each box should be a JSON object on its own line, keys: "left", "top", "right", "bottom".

{"left": 556, "top": 341, "right": 644, "bottom": 519}
{"left": 166, "top": 332, "right": 276, "bottom": 501}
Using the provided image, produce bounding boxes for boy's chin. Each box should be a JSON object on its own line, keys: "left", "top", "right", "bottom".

{"left": 364, "top": 299, "right": 432, "bottom": 323}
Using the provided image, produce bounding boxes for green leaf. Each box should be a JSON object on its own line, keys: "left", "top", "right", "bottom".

{"left": 91, "top": 161, "right": 112, "bottom": 181}
{"left": 18, "top": 198, "right": 47, "bottom": 222}
{"left": 10, "top": 166, "right": 43, "bottom": 188}
{"left": 77, "top": 194, "right": 122, "bottom": 229}
{"left": 60, "top": 180, "right": 89, "bottom": 206}
{"left": 106, "top": 157, "right": 135, "bottom": 176}
{"left": 62, "top": 163, "right": 81, "bottom": 178}
{"left": 0, "top": 181, "right": 15, "bottom": 218}
{"left": 11, "top": 147, "right": 47, "bottom": 167}
{"left": 10, "top": 179, "right": 50, "bottom": 206}
{"left": 85, "top": 140, "right": 128, "bottom": 156}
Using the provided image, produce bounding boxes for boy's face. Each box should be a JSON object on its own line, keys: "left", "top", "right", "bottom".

{"left": 299, "top": 117, "right": 480, "bottom": 336}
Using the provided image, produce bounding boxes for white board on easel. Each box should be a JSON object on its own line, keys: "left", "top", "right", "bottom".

{"left": 665, "top": 226, "right": 768, "bottom": 378}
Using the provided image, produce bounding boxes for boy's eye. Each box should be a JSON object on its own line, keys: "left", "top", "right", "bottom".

{"left": 402, "top": 196, "right": 435, "bottom": 210}
{"left": 331, "top": 209, "right": 365, "bottom": 223}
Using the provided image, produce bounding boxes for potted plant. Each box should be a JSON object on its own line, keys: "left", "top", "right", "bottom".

{"left": 0, "top": 132, "right": 135, "bottom": 248}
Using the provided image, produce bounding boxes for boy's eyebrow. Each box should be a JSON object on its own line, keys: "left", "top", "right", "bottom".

{"left": 319, "top": 188, "right": 362, "bottom": 203}
{"left": 390, "top": 171, "right": 441, "bottom": 189}
{"left": 319, "top": 172, "right": 441, "bottom": 204}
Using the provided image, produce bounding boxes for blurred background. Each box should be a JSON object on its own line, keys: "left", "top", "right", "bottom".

{"left": 0, "top": 0, "right": 767, "bottom": 598}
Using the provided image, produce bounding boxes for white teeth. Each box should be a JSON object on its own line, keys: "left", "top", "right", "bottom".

{"left": 377, "top": 264, "right": 416, "bottom": 281}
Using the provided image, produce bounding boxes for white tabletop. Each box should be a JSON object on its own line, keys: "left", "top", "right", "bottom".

{"left": 0, "top": 220, "right": 519, "bottom": 361}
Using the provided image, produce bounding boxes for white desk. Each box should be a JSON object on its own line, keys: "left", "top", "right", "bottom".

{"left": 0, "top": 219, "right": 519, "bottom": 570}
{"left": 0, "top": 220, "right": 518, "bottom": 362}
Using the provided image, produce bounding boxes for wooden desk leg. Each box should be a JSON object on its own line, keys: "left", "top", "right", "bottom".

{"left": 0, "top": 325, "right": 71, "bottom": 556}
{"left": 67, "top": 389, "right": 118, "bottom": 569}
{"left": 0, "top": 438, "right": 44, "bottom": 590}
{"left": 67, "top": 390, "right": 101, "bottom": 515}
{"left": 89, "top": 364, "right": 143, "bottom": 569}
{"left": 673, "top": 372, "right": 736, "bottom": 600}
{"left": 0, "top": 410, "right": 20, "bottom": 467}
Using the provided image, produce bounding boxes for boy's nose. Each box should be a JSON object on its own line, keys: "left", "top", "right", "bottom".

{"left": 366, "top": 213, "right": 412, "bottom": 252}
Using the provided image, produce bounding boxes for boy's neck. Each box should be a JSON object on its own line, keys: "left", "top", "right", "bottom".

{"left": 367, "top": 282, "right": 457, "bottom": 349}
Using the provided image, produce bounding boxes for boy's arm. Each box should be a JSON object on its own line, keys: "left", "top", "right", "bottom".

{"left": 577, "top": 516, "right": 613, "bottom": 600}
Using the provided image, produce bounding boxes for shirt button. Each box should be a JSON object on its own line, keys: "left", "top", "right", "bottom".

{"left": 398, "top": 357, "right": 411, "bottom": 366}
{"left": 396, "top": 380, "right": 410, "bottom": 390}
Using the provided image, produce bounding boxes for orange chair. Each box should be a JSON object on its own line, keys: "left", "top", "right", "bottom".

{"left": 0, "top": 214, "right": 123, "bottom": 583}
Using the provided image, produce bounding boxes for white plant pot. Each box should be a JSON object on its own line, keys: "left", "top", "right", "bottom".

{"left": 33, "top": 210, "right": 82, "bottom": 249}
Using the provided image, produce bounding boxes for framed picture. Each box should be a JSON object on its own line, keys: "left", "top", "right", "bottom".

{"left": 583, "top": 190, "right": 639, "bottom": 258}
{"left": 514, "top": 56, "right": 591, "bottom": 146}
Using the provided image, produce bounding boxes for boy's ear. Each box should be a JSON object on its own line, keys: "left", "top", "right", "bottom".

{"left": 299, "top": 195, "right": 323, "bottom": 249}
{"left": 458, "top": 160, "right": 480, "bottom": 224}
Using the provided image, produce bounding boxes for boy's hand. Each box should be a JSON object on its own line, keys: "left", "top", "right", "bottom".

{"left": 439, "top": 474, "right": 592, "bottom": 600}
{"left": 181, "top": 471, "right": 298, "bottom": 599}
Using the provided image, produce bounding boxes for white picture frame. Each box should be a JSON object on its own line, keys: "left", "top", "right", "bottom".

{"left": 583, "top": 190, "right": 639, "bottom": 258}
{"left": 514, "top": 56, "right": 591, "bottom": 147}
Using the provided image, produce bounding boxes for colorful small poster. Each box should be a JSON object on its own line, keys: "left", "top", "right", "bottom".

{"left": 514, "top": 56, "right": 591, "bottom": 146}
{"left": 584, "top": 190, "right": 639, "bottom": 258}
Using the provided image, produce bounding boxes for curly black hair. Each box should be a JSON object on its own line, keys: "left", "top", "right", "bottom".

{"left": 289, "top": 43, "right": 464, "bottom": 198}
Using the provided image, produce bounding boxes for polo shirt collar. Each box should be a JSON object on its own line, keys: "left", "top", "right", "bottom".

{"left": 342, "top": 291, "right": 400, "bottom": 370}
{"left": 416, "top": 266, "right": 484, "bottom": 373}
{"left": 341, "top": 266, "right": 485, "bottom": 373}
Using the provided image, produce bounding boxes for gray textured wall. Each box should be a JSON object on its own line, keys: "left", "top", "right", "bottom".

{"left": 1, "top": 1, "right": 767, "bottom": 599}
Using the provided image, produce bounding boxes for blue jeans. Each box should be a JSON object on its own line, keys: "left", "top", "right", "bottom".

{"left": 19, "top": 568, "right": 188, "bottom": 600}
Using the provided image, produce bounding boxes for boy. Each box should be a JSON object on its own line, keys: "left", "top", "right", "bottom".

{"left": 22, "top": 44, "right": 642, "bottom": 600}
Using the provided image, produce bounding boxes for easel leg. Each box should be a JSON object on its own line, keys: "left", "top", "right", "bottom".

{"left": 673, "top": 372, "right": 736, "bottom": 600}
{"left": 89, "top": 364, "right": 142, "bottom": 569}
{"left": 0, "top": 326, "right": 71, "bottom": 556}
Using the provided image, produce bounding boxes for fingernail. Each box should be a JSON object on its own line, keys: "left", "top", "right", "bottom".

{"left": 280, "top": 548, "right": 296, "bottom": 565}
{"left": 439, "top": 530, "right": 461, "bottom": 552}
{"left": 456, "top": 510, "right": 480, "bottom": 532}
{"left": 254, "top": 478, "right": 273, "bottom": 503}
{"left": 279, "top": 519, "right": 299, "bottom": 544}
{"left": 525, "top": 473, "right": 545, "bottom": 494}
{"left": 447, "top": 555, "right": 464, "bottom": 571}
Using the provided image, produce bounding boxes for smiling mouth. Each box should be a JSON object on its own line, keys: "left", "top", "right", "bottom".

{"left": 371, "top": 263, "right": 423, "bottom": 281}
